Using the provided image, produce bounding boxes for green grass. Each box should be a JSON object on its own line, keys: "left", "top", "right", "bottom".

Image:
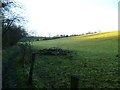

{"left": 3, "top": 31, "right": 119, "bottom": 88}
{"left": 30, "top": 31, "right": 119, "bottom": 88}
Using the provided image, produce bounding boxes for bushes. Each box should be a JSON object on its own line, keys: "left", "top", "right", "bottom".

{"left": 2, "top": 25, "right": 27, "bottom": 48}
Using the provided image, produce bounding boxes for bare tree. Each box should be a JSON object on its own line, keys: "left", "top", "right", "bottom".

{"left": 1, "top": 0, "right": 27, "bottom": 37}
{"left": 1, "top": 0, "right": 28, "bottom": 48}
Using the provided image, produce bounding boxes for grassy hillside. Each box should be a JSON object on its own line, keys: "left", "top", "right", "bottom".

{"left": 33, "top": 31, "right": 118, "bottom": 56}
{"left": 30, "top": 31, "right": 119, "bottom": 88}
{"left": 3, "top": 31, "right": 119, "bottom": 88}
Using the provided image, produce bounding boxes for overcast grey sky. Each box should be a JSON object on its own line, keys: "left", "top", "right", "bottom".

{"left": 17, "top": 0, "right": 119, "bottom": 36}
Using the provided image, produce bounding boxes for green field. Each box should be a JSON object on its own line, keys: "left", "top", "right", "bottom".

{"left": 30, "top": 31, "right": 119, "bottom": 88}
{"left": 3, "top": 31, "right": 119, "bottom": 88}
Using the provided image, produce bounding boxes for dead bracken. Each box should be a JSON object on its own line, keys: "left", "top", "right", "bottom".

{"left": 38, "top": 47, "right": 73, "bottom": 57}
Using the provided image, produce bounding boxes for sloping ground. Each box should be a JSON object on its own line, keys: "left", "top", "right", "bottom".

{"left": 2, "top": 31, "right": 118, "bottom": 88}
{"left": 70, "top": 31, "right": 118, "bottom": 39}
{"left": 31, "top": 31, "right": 119, "bottom": 88}
{"left": 33, "top": 31, "right": 118, "bottom": 53}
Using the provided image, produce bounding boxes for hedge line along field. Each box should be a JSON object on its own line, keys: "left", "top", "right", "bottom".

{"left": 31, "top": 31, "right": 119, "bottom": 88}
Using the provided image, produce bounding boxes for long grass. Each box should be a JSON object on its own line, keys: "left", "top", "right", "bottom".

{"left": 3, "top": 31, "right": 119, "bottom": 88}
{"left": 30, "top": 31, "right": 119, "bottom": 88}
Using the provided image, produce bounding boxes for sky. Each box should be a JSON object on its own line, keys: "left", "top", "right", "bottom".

{"left": 17, "top": 0, "right": 119, "bottom": 36}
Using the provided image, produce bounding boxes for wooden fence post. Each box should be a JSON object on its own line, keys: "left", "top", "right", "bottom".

{"left": 71, "top": 75, "right": 79, "bottom": 90}
{"left": 28, "top": 53, "right": 36, "bottom": 85}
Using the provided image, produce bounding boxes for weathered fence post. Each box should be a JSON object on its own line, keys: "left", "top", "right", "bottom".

{"left": 28, "top": 53, "right": 36, "bottom": 85}
{"left": 71, "top": 75, "right": 79, "bottom": 90}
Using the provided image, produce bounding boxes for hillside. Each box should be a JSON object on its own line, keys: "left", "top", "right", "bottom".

{"left": 31, "top": 31, "right": 119, "bottom": 88}
{"left": 33, "top": 31, "right": 118, "bottom": 55}
{"left": 3, "top": 31, "right": 119, "bottom": 88}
